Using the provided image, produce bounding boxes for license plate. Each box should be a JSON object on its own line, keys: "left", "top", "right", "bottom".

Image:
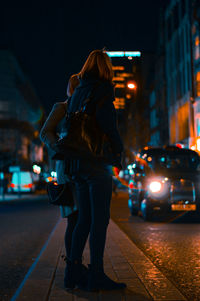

{"left": 171, "top": 204, "right": 196, "bottom": 211}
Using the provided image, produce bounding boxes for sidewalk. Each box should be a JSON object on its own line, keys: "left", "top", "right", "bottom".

{"left": 13, "top": 218, "right": 187, "bottom": 301}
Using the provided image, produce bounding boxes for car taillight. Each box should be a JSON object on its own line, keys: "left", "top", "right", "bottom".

{"left": 11, "top": 183, "right": 15, "bottom": 188}
{"left": 23, "top": 184, "right": 33, "bottom": 188}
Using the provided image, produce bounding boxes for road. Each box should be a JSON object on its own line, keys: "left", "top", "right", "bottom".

{"left": 1, "top": 191, "right": 200, "bottom": 300}
{"left": 111, "top": 191, "right": 200, "bottom": 301}
{"left": 0, "top": 195, "right": 60, "bottom": 301}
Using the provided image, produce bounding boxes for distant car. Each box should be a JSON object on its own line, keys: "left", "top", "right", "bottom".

{"left": 128, "top": 146, "right": 200, "bottom": 220}
{"left": 8, "top": 171, "right": 35, "bottom": 193}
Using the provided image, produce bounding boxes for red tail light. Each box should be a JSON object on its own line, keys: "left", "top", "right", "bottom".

{"left": 23, "top": 184, "right": 33, "bottom": 188}
{"left": 11, "top": 183, "right": 15, "bottom": 188}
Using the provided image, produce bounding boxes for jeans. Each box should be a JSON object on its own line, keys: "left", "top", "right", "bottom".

{"left": 64, "top": 211, "right": 79, "bottom": 258}
{"left": 69, "top": 160, "right": 112, "bottom": 269}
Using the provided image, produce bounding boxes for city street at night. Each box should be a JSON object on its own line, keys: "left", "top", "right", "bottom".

{"left": 2, "top": 191, "right": 200, "bottom": 300}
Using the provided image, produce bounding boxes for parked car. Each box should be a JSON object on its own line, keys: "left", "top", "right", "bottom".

{"left": 128, "top": 146, "right": 200, "bottom": 220}
{"left": 8, "top": 171, "right": 35, "bottom": 193}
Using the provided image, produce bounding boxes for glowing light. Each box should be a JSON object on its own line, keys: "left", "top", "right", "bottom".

{"left": 125, "top": 51, "right": 141, "bottom": 57}
{"left": 51, "top": 171, "right": 57, "bottom": 178}
{"left": 115, "top": 83, "right": 125, "bottom": 88}
{"left": 129, "top": 181, "right": 134, "bottom": 189}
{"left": 127, "top": 82, "right": 136, "bottom": 89}
{"left": 191, "top": 145, "right": 196, "bottom": 151}
{"left": 113, "top": 77, "right": 125, "bottom": 81}
{"left": 128, "top": 56, "right": 133, "bottom": 60}
{"left": 147, "top": 157, "right": 152, "bottom": 162}
{"left": 106, "top": 51, "right": 124, "bottom": 57}
{"left": 106, "top": 51, "right": 141, "bottom": 58}
{"left": 112, "top": 66, "right": 125, "bottom": 70}
{"left": 197, "top": 138, "right": 200, "bottom": 151}
{"left": 149, "top": 181, "right": 162, "bottom": 193}
{"left": 33, "top": 164, "right": 41, "bottom": 174}
{"left": 175, "top": 143, "right": 183, "bottom": 148}
{"left": 126, "top": 94, "right": 131, "bottom": 99}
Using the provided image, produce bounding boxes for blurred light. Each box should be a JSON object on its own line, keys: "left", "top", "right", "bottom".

{"left": 125, "top": 51, "right": 141, "bottom": 57}
{"left": 147, "top": 156, "right": 152, "bottom": 162}
{"left": 191, "top": 145, "right": 196, "bottom": 151}
{"left": 129, "top": 181, "right": 134, "bottom": 189}
{"left": 127, "top": 82, "right": 136, "bottom": 89}
{"left": 46, "top": 176, "right": 53, "bottom": 182}
{"left": 112, "top": 66, "right": 125, "bottom": 70}
{"left": 129, "top": 169, "right": 134, "bottom": 175}
{"left": 197, "top": 138, "right": 200, "bottom": 151}
{"left": 126, "top": 94, "right": 132, "bottom": 99}
{"left": 115, "top": 83, "right": 125, "bottom": 88}
{"left": 33, "top": 164, "right": 41, "bottom": 174}
{"left": 127, "top": 164, "right": 132, "bottom": 170}
{"left": 149, "top": 181, "right": 162, "bottom": 193}
{"left": 132, "top": 163, "right": 136, "bottom": 168}
{"left": 128, "top": 56, "right": 133, "bottom": 60}
{"left": 113, "top": 77, "right": 124, "bottom": 81}
{"left": 175, "top": 143, "right": 183, "bottom": 148}
{"left": 106, "top": 51, "right": 141, "bottom": 57}
{"left": 51, "top": 171, "right": 57, "bottom": 178}
{"left": 118, "top": 171, "right": 124, "bottom": 178}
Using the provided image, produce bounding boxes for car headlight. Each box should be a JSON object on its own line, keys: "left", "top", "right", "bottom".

{"left": 147, "top": 177, "right": 169, "bottom": 198}
{"left": 149, "top": 181, "right": 162, "bottom": 193}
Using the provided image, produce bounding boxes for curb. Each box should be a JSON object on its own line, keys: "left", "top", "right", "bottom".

{"left": 12, "top": 218, "right": 187, "bottom": 301}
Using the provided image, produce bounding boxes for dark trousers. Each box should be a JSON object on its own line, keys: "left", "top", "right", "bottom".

{"left": 64, "top": 211, "right": 79, "bottom": 258}
{"left": 69, "top": 161, "right": 112, "bottom": 269}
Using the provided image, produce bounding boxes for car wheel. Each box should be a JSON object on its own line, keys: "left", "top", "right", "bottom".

{"left": 140, "top": 199, "right": 153, "bottom": 221}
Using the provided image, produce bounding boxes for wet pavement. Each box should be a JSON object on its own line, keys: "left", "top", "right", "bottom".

{"left": 111, "top": 191, "right": 200, "bottom": 301}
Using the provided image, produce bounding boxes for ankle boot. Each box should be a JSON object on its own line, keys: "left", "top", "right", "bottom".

{"left": 64, "top": 258, "right": 88, "bottom": 290}
{"left": 87, "top": 265, "right": 126, "bottom": 291}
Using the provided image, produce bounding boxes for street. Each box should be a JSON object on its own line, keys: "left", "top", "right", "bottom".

{"left": 0, "top": 195, "right": 60, "bottom": 301}
{"left": 111, "top": 191, "right": 200, "bottom": 301}
{"left": 1, "top": 191, "right": 200, "bottom": 300}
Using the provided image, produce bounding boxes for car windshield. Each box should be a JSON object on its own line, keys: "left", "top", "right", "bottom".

{"left": 152, "top": 152, "right": 200, "bottom": 171}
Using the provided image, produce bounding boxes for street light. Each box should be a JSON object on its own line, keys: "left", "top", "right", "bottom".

{"left": 127, "top": 81, "right": 137, "bottom": 90}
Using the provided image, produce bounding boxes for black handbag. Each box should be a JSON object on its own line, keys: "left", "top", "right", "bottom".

{"left": 46, "top": 181, "right": 74, "bottom": 206}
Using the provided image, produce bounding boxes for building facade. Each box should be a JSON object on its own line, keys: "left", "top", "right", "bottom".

{"left": 0, "top": 50, "right": 44, "bottom": 172}
{"left": 164, "top": 0, "right": 193, "bottom": 148}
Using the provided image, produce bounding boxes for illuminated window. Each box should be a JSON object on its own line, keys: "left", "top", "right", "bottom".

{"left": 113, "top": 98, "right": 125, "bottom": 110}
{"left": 196, "top": 72, "right": 200, "bottom": 97}
{"left": 112, "top": 66, "right": 125, "bottom": 71}
{"left": 195, "top": 36, "right": 200, "bottom": 60}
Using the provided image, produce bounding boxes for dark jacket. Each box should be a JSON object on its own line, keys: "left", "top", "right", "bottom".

{"left": 66, "top": 74, "right": 123, "bottom": 157}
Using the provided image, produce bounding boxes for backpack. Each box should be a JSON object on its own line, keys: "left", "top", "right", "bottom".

{"left": 55, "top": 85, "right": 112, "bottom": 162}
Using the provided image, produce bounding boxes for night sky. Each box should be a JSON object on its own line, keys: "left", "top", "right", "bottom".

{"left": 1, "top": 0, "right": 168, "bottom": 112}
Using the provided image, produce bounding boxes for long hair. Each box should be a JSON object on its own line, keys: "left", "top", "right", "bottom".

{"left": 79, "top": 50, "right": 113, "bottom": 83}
{"left": 67, "top": 73, "right": 80, "bottom": 97}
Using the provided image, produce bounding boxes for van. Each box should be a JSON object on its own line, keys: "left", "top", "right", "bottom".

{"left": 9, "top": 171, "right": 35, "bottom": 193}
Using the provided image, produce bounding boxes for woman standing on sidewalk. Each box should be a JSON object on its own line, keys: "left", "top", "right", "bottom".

{"left": 40, "top": 74, "right": 81, "bottom": 264}
{"left": 64, "top": 50, "right": 126, "bottom": 291}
